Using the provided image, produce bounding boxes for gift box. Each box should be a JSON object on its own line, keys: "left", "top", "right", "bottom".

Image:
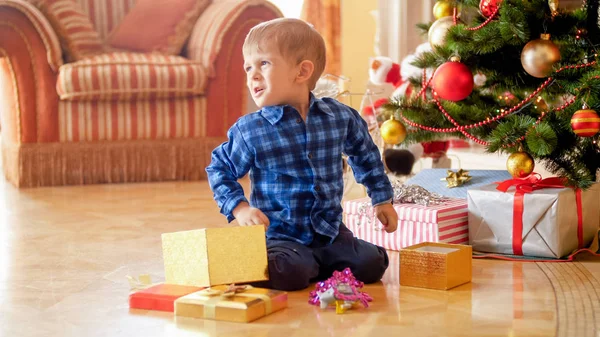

{"left": 468, "top": 179, "right": 600, "bottom": 258}
{"left": 400, "top": 242, "right": 472, "bottom": 290}
{"left": 174, "top": 285, "right": 288, "bottom": 323}
{"left": 404, "top": 169, "right": 513, "bottom": 199}
{"left": 129, "top": 284, "right": 204, "bottom": 312}
{"left": 162, "top": 225, "right": 269, "bottom": 287}
{"left": 344, "top": 197, "right": 468, "bottom": 251}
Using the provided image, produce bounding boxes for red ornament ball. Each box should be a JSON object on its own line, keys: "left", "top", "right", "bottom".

{"left": 571, "top": 109, "right": 600, "bottom": 137}
{"left": 479, "top": 0, "right": 502, "bottom": 18}
{"left": 432, "top": 59, "right": 474, "bottom": 101}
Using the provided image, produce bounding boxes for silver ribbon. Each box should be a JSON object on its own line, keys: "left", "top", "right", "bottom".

{"left": 352, "top": 182, "right": 448, "bottom": 228}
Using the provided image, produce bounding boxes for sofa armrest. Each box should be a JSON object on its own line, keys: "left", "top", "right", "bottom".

{"left": 185, "top": 0, "right": 282, "bottom": 138}
{"left": 185, "top": 0, "right": 282, "bottom": 77}
{"left": 0, "top": 0, "right": 62, "bottom": 144}
{"left": 0, "top": 0, "right": 62, "bottom": 71}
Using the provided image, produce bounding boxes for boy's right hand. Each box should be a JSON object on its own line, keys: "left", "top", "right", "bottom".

{"left": 232, "top": 202, "right": 270, "bottom": 228}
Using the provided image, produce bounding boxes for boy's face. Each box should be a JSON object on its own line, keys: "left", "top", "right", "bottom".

{"left": 243, "top": 46, "right": 299, "bottom": 109}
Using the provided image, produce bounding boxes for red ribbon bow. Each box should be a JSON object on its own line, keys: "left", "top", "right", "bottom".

{"left": 495, "top": 174, "right": 583, "bottom": 255}
{"left": 495, "top": 173, "right": 569, "bottom": 193}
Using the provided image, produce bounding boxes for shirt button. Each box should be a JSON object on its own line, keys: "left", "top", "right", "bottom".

{"left": 315, "top": 185, "right": 321, "bottom": 191}
{"left": 296, "top": 118, "right": 302, "bottom": 123}
{"left": 308, "top": 153, "right": 313, "bottom": 159}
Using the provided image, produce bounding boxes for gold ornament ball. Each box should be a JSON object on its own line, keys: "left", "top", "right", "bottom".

{"left": 433, "top": 1, "right": 454, "bottom": 20}
{"left": 380, "top": 116, "right": 407, "bottom": 145}
{"left": 506, "top": 152, "right": 535, "bottom": 178}
{"left": 428, "top": 16, "right": 455, "bottom": 50}
{"left": 521, "top": 34, "right": 561, "bottom": 78}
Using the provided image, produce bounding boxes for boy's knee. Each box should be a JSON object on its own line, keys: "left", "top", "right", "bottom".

{"left": 267, "top": 249, "right": 317, "bottom": 291}
{"left": 351, "top": 245, "right": 389, "bottom": 284}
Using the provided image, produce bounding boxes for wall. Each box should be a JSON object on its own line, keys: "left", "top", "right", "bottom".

{"left": 378, "top": 0, "right": 432, "bottom": 63}
{"left": 340, "top": 0, "right": 379, "bottom": 110}
{"left": 266, "top": 0, "right": 303, "bottom": 18}
{"left": 341, "top": 0, "right": 432, "bottom": 110}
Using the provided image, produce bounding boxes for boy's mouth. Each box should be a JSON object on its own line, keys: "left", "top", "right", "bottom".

{"left": 253, "top": 87, "right": 264, "bottom": 95}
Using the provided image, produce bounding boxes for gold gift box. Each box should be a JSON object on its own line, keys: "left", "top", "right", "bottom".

{"left": 174, "top": 285, "right": 288, "bottom": 323}
{"left": 400, "top": 242, "right": 472, "bottom": 290}
{"left": 162, "top": 225, "right": 269, "bottom": 287}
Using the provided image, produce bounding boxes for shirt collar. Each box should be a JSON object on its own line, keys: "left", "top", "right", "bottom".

{"left": 260, "top": 93, "right": 334, "bottom": 125}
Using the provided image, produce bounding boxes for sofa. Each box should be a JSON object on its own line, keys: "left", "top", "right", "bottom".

{"left": 0, "top": 0, "right": 282, "bottom": 187}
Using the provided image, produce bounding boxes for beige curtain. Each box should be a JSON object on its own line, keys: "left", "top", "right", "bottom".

{"left": 301, "top": 0, "right": 341, "bottom": 76}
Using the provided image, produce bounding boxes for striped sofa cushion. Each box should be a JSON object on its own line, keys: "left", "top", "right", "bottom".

{"left": 58, "top": 97, "right": 207, "bottom": 142}
{"left": 34, "top": 0, "right": 105, "bottom": 61}
{"left": 75, "top": 0, "right": 136, "bottom": 40}
{"left": 57, "top": 52, "right": 207, "bottom": 101}
{"left": 106, "top": 0, "right": 211, "bottom": 55}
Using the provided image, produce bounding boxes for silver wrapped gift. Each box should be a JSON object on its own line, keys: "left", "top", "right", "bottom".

{"left": 468, "top": 183, "right": 600, "bottom": 258}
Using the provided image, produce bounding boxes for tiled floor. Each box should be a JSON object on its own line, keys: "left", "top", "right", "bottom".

{"left": 0, "top": 150, "right": 598, "bottom": 336}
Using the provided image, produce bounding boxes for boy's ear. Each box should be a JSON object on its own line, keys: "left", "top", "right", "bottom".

{"left": 296, "top": 60, "right": 315, "bottom": 84}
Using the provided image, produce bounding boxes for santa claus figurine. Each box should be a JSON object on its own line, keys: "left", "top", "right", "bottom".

{"left": 368, "top": 56, "right": 412, "bottom": 102}
{"left": 365, "top": 45, "right": 452, "bottom": 174}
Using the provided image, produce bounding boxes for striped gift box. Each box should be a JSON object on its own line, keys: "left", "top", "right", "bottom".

{"left": 344, "top": 197, "right": 468, "bottom": 251}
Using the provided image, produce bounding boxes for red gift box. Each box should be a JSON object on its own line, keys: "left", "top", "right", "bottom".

{"left": 129, "top": 284, "right": 204, "bottom": 312}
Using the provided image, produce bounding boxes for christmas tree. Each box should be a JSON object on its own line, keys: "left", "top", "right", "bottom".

{"left": 383, "top": 0, "right": 600, "bottom": 188}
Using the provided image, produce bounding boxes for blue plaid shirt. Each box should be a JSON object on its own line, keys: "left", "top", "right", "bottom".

{"left": 206, "top": 94, "right": 393, "bottom": 245}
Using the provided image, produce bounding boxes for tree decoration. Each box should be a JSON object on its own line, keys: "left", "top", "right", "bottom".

{"left": 385, "top": 0, "right": 600, "bottom": 187}
{"left": 575, "top": 28, "right": 587, "bottom": 40}
{"left": 507, "top": 152, "right": 535, "bottom": 178}
{"left": 571, "top": 108, "right": 600, "bottom": 137}
{"left": 428, "top": 16, "right": 456, "bottom": 50}
{"left": 434, "top": 0, "right": 454, "bottom": 20}
{"left": 380, "top": 115, "right": 407, "bottom": 145}
{"left": 548, "top": 0, "right": 559, "bottom": 17}
{"left": 533, "top": 96, "right": 549, "bottom": 112}
{"left": 499, "top": 92, "right": 519, "bottom": 106}
{"left": 432, "top": 56, "right": 474, "bottom": 101}
{"left": 480, "top": 0, "right": 503, "bottom": 18}
{"left": 521, "top": 34, "right": 561, "bottom": 78}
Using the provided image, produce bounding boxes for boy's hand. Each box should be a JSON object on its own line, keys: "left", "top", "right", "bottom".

{"left": 232, "top": 202, "right": 270, "bottom": 228}
{"left": 374, "top": 203, "right": 398, "bottom": 233}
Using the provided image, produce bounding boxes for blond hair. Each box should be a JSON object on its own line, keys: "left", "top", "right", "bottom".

{"left": 243, "top": 18, "right": 326, "bottom": 90}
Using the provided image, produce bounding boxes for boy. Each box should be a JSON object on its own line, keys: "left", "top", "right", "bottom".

{"left": 206, "top": 18, "right": 398, "bottom": 291}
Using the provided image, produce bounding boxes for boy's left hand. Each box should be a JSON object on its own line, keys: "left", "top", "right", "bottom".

{"left": 374, "top": 203, "right": 398, "bottom": 233}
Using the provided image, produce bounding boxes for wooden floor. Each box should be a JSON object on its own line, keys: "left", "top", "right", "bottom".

{"left": 1, "top": 176, "right": 599, "bottom": 337}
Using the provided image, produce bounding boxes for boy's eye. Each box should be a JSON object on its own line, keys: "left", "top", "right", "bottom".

{"left": 245, "top": 66, "right": 251, "bottom": 72}
{"left": 261, "top": 61, "right": 269, "bottom": 66}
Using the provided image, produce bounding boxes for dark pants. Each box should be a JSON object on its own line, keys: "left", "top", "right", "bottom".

{"left": 254, "top": 224, "right": 389, "bottom": 291}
